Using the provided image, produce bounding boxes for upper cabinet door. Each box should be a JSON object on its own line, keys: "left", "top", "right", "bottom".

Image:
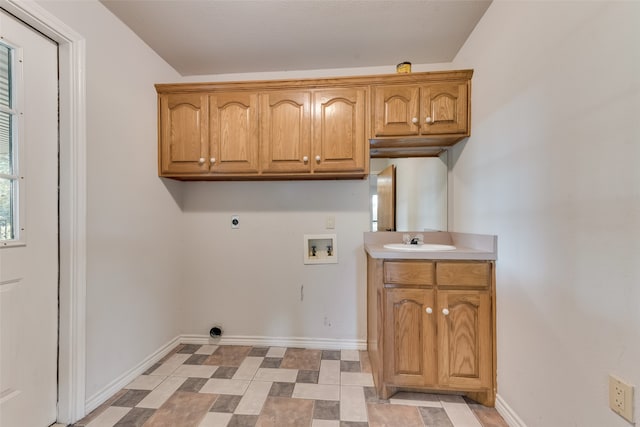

{"left": 209, "top": 92, "right": 259, "bottom": 174}
{"left": 420, "top": 82, "right": 469, "bottom": 135}
{"left": 260, "top": 91, "right": 312, "bottom": 173}
{"left": 373, "top": 85, "right": 420, "bottom": 137}
{"left": 159, "top": 93, "right": 209, "bottom": 175}
{"left": 312, "top": 88, "right": 367, "bottom": 173}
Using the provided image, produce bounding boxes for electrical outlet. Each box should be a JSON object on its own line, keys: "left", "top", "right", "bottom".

{"left": 326, "top": 215, "right": 335, "bottom": 229}
{"left": 609, "top": 374, "right": 634, "bottom": 423}
{"left": 231, "top": 215, "right": 240, "bottom": 229}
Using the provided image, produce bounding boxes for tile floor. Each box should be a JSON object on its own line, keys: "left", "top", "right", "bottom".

{"left": 72, "top": 344, "right": 508, "bottom": 427}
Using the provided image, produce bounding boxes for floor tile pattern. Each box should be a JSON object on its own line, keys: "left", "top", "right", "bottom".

{"left": 72, "top": 344, "right": 508, "bottom": 427}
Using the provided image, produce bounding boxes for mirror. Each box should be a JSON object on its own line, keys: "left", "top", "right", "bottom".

{"left": 369, "top": 153, "right": 448, "bottom": 232}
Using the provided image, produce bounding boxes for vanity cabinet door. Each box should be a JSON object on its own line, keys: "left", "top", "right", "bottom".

{"left": 260, "top": 91, "right": 312, "bottom": 173}
{"left": 159, "top": 93, "right": 209, "bottom": 175}
{"left": 383, "top": 288, "right": 437, "bottom": 387}
{"left": 437, "top": 290, "right": 492, "bottom": 389}
{"left": 209, "top": 92, "right": 260, "bottom": 174}
{"left": 311, "top": 87, "right": 367, "bottom": 173}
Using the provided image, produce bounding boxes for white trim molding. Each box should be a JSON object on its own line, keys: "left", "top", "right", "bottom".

{"left": 496, "top": 394, "right": 528, "bottom": 427}
{"left": 84, "top": 336, "right": 181, "bottom": 415}
{"left": 0, "top": 0, "right": 87, "bottom": 423}
{"left": 181, "top": 334, "right": 367, "bottom": 351}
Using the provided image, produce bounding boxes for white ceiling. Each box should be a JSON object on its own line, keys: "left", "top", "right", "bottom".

{"left": 100, "top": 0, "right": 491, "bottom": 76}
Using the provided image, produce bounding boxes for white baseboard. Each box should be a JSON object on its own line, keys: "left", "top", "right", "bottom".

{"left": 181, "top": 334, "right": 367, "bottom": 351}
{"left": 496, "top": 393, "right": 527, "bottom": 427}
{"left": 84, "top": 334, "right": 365, "bottom": 414}
{"left": 84, "top": 335, "right": 181, "bottom": 414}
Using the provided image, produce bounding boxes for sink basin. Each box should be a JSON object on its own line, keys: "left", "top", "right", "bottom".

{"left": 383, "top": 243, "right": 456, "bottom": 252}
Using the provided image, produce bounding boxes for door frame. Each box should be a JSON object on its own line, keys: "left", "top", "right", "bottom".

{"left": 0, "top": 0, "right": 86, "bottom": 423}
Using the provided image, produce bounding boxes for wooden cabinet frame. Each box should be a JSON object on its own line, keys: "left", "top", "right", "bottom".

{"left": 367, "top": 257, "right": 496, "bottom": 407}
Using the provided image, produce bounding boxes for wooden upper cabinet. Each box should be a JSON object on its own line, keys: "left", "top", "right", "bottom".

{"left": 437, "top": 290, "right": 492, "bottom": 389}
{"left": 209, "top": 92, "right": 259, "bottom": 174}
{"left": 158, "top": 93, "right": 209, "bottom": 175}
{"left": 373, "top": 80, "right": 469, "bottom": 138}
{"left": 260, "top": 91, "right": 311, "bottom": 174}
{"left": 312, "top": 88, "right": 367, "bottom": 173}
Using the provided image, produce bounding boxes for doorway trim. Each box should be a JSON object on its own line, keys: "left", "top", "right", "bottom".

{"left": 0, "top": 0, "right": 87, "bottom": 423}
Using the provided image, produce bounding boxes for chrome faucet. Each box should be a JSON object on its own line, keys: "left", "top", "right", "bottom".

{"left": 404, "top": 233, "right": 424, "bottom": 245}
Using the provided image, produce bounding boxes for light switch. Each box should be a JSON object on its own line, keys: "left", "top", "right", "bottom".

{"left": 326, "top": 215, "right": 335, "bottom": 229}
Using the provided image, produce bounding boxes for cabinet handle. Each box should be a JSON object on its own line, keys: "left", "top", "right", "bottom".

{"left": 411, "top": 117, "right": 419, "bottom": 124}
{"left": 198, "top": 157, "right": 205, "bottom": 165}
{"left": 210, "top": 157, "right": 216, "bottom": 164}
{"left": 425, "top": 307, "right": 433, "bottom": 314}
{"left": 315, "top": 155, "right": 321, "bottom": 162}
{"left": 442, "top": 308, "right": 450, "bottom": 316}
{"left": 302, "top": 156, "right": 309, "bottom": 162}
{"left": 425, "top": 116, "right": 433, "bottom": 124}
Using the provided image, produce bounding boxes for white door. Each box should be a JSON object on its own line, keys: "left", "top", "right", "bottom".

{"left": 0, "top": 10, "right": 59, "bottom": 427}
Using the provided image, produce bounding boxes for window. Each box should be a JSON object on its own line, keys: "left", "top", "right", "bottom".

{"left": 0, "top": 42, "right": 20, "bottom": 243}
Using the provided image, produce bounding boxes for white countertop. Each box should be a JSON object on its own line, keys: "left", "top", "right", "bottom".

{"left": 364, "top": 231, "right": 497, "bottom": 261}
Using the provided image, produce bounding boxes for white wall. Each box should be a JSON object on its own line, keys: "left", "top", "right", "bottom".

{"left": 451, "top": 2, "right": 640, "bottom": 426}
{"left": 36, "top": 1, "right": 184, "bottom": 400}
{"left": 180, "top": 180, "right": 370, "bottom": 342}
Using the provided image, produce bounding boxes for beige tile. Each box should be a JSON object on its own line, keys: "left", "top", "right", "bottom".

{"left": 311, "top": 420, "right": 340, "bottom": 427}
{"left": 292, "top": 383, "right": 340, "bottom": 401}
{"left": 85, "top": 406, "right": 130, "bottom": 426}
{"left": 234, "top": 381, "right": 272, "bottom": 415}
{"left": 254, "top": 367, "right": 298, "bottom": 383}
{"left": 172, "top": 364, "right": 218, "bottom": 378}
{"left": 390, "top": 391, "right": 442, "bottom": 408}
{"left": 367, "top": 403, "right": 424, "bottom": 427}
{"left": 195, "top": 345, "right": 219, "bottom": 355}
{"left": 441, "top": 397, "right": 483, "bottom": 427}
{"left": 340, "top": 350, "right": 360, "bottom": 361}
{"left": 136, "top": 376, "right": 187, "bottom": 409}
{"left": 318, "top": 360, "right": 340, "bottom": 385}
{"left": 340, "top": 372, "right": 374, "bottom": 387}
{"left": 232, "top": 356, "right": 264, "bottom": 380}
{"left": 200, "top": 378, "right": 251, "bottom": 395}
{"left": 340, "top": 385, "right": 367, "bottom": 422}
{"left": 125, "top": 374, "right": 167, "bottom": 390}
{"left": 151, "top": 353, "right": 191, "bottom": 376}
{"left": 144, "top": 391, "right": 216, "bottom": 427}
{"left": 256, "top": 397, "right": 314, "bottom": 427}
{"left": 198, "top": 412, "right": 233, "bottom": 427}
{"left": 266, "top": 347, "right": 287, "bottom": 358}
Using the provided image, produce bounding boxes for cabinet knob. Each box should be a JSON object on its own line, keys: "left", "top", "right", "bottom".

{"left": 425, "top": 307, "right": 433, "bottom": 314}
{"left": 411, "top": 117, "right": 419, "bottom": 124}
{"left": 210, "top": 157, "right": 216, "bottom": 164}
{"left": 442, "top": 308, "right": 450, "bottom": 316}
{"left": 315, "top": 155, "right": 321, "bottom": 162}
{"left": 425, "top": 116, "right": 433, "bottom": 124}
{"left": 302, "top": 156, "right": 309, "bottom": 162}
{"left": 198, "top": 157, "right": 205, "bottom": 165}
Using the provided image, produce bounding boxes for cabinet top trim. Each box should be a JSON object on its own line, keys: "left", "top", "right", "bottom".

{"left": 155, "top": 69, "right": 473, "bottom": 94}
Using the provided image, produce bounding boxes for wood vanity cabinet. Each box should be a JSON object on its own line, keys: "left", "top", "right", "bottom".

{"left": 367, "top": 257, "right": 496, "bottom": 406}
